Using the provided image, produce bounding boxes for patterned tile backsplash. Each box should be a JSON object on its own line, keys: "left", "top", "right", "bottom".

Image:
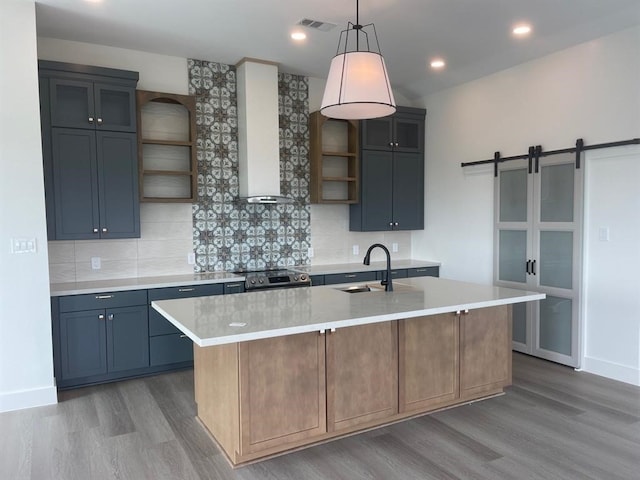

{"left": 188, "top": 59, "right": 310, "bottom": 272}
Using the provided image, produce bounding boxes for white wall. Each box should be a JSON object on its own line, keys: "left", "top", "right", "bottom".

{"left": 0, "top": 1, "right": 57, "bottom": 412}
{"left": 414, "top": 26, "right": 640, "bottom": 383}
{"left": 414, "top": 26, "right": 640, "bottom": 284}
{"left": 583, "top": 146, "right": 640, "bottom": 385}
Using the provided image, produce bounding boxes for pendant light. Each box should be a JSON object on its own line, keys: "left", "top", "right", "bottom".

{"left": 320, "top": 0, "right": 396, "bottom": 120}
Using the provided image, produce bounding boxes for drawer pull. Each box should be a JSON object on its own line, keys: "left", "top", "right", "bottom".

{"left": 179, "top": 334, "right": 188, "bottom": 338}
{"left": 345, "top": 274, "right": 357, "bottom": 278}
{"left": 178, "top": 288, "right": 195, "bottom": 292}
{"left": 226, "top": 283, "right": 242, "bottom": 288}
{"left": 95, "top": 295, "right": 114, "bottom": 299}
{"left": 107, "top": 314, "right": 114, "bottom": 321}
{"left": 98, "top": 314, "right": 105, "bottom": 320}
{"left": 416, "top": 268, "right": 427, "bottom": 272}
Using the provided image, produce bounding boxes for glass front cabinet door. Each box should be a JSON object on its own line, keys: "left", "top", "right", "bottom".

{"left": 494, "top": 152, "right": 583, "bottom": 367}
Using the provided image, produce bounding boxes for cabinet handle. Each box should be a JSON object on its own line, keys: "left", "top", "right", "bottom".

{"left": 102, "top": 227, "right": 108, "bottom": 233}
{"left": 179, "top": 334, "right": 188, "bottom": 338}
{"left": 107, "top": 314, "right": 114, "bottom": 321}
{"left": 93, "top": 228, "right": 99, "bottom": 233}
{"left": 97, "top": 118, "right": 103, "bottom": 125}
{"left": 88, "top": 117, "right": 94, "bottom": 124}
{"left": 394, "top": 222, "right": 399, "bottom": 226}
{"left": 178, "top": 287, "right": 195, "bottom": 292}
{"left": 395, "top": 142, "right": 399, "bottom": 147}
{"left": 345, "top": 274, "right": 357, "bottom": 278}
{"left": 388, "top": 142, "right": 394, "bottom": 147}
{"left": 526, "top": 260, "right": 531, "bottom": 274}
{"left": 389, "top": 222, "right": 394, "bottom": 226}
{"left": 532, "top": 260, "right": 536, "bottom": 275}
{"left": 98, "top": 314, "right": 105, "bottom": 320}
{"left": 95, "top": 295, "right": 114, "bottom": 299}
{"left": 226, "top": 283, "right": 242, "bottom": 288}
{"left": 415, "top": 268, "right": 427, "bottom": 272}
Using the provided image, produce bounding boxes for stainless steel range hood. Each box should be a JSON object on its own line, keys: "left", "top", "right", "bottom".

{"left": 236, "top": 58, "right": 292, "bottom": 204}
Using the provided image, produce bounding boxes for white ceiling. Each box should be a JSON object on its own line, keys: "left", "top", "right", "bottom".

{"left": 35, "top": 0, "right": 640, "bottom": 100}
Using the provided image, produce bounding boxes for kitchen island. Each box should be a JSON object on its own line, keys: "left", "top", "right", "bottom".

{"left": 153, "top": 276, "right": 544, "bottom": 466}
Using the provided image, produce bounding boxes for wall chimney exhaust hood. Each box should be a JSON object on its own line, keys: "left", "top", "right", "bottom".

{"left": 236, "top": 58, "right": 292, "bottom": 204}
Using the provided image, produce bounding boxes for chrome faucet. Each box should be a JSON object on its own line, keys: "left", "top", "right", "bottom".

{"left": 363, "top": 243, "right": 393, "bottom": 292}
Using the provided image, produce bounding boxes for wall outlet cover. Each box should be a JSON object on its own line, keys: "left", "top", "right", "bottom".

{"left": 308, "top": 247, "right": 314, "bottom": 258}
{"left": 91, "top": 257, "right": 101, "bottom": 270}
{"left": 187, "top": 252, "right": 196, "bottom": 264}
{"left": 352, "top": 245, "right": 359, "bottom": 255}
{"left": 392, "top": 243, "right": 398, "bottom": 253}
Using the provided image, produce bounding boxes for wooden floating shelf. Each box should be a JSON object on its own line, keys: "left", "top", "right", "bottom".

{"left": 141, "top": 139, "right": 193, "bottom": 147}
{"left": 321, "top": 151, "right": 357, "bottom": 158}
{"left": 322, "top": 176, "right": 357, "bottom": 182}
{"left": 142, "top": 169, "right": 193, "bottom": 176}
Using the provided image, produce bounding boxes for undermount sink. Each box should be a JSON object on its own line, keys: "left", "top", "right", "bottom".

{"left": 338, "top": 285, "right": 378, "bottom": 294}
{"left": 336, "top": 283, "right": 417, "bottom": 294}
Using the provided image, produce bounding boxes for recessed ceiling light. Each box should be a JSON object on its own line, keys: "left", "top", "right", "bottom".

{"left": 291, "top": 31, "right": 307, "bottom": 41}
{"left": 513, "top": 24, "right": 532, "bottom": 36}
{"left": 430, "top": 59, "right": 446, "bottom": 69}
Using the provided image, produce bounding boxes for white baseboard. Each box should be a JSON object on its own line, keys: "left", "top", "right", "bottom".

{"left": 0, "top": 384, "right": 58, "bottom": 413}
{"left": 582, "top": 356, "right": 640, "bottom": 386}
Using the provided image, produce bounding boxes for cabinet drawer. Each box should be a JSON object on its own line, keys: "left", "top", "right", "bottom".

{"left": 224, "top": 282, "right": 245, "bottom": 294}
{"left": 59, "top": 290, "right": 147, "bottom": 312}
{"left": 148, "top": 283, "right": 223, "bottom": 301}
{"left": 376, "top": 269, "right": 408, "bottom": 280}
{"left": 150, "top": 334, "right": 193, "bottom": 366}
{"left": 324, "top": 271, "right": 377, "bottom": 285}
{"left": 407, "top": 267, "right": 439, "bottom": 278}
{"left": 149, "top": 309, "right": 181, "bottom": 336}
{"left": 310, "top": 275, "right": 325, "bottom": 286}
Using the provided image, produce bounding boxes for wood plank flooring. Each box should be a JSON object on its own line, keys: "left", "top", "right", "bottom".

{"left": 1, "top": 353, "right": 639, "bottom": 479}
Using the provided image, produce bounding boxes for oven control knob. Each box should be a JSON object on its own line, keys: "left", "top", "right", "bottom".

{"left": 259, "top": 278, "right": 264, "bottom": 284}
{"left": 250, "top": 279, "right": 256, "bottom": 284}
{"left": 294, "top": 275, "right": 299, "bottom": 281}
{"left": 300, "top": 274, "right": 307, "bottom": 280}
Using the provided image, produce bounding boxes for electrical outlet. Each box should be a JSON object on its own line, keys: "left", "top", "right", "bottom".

{"left": 352, "top": 245, "right": 359, "bottom": 255}
{"left": 392, "top": 243, "right": 398, "bottom": 253}
{"left": 598, "top": 227, "right": 610, "bottom": 242}
{"left": 307, "top": 247, "right": 314, "bottom": 258}
{"left": 91, "top": 257, "right": 101, "bottom": 270}
{"left": 187, "top": 252, "right": 196, "bottom": 264}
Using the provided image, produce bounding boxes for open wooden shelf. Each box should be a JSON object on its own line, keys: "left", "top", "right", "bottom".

{"left": 310, "top": 111, "right": 359, "bottom": 204}
{"left": 137, "top": 90, "right": 197, "bottom": 203}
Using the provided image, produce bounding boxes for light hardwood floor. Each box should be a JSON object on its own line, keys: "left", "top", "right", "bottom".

{"left": 2, "top": 353, "right": 639, "bottom": 479}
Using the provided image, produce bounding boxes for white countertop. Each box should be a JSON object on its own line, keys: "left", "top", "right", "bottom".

{"left": 50, "top": 272, "right": 243, "bottom": 296}
{"left": 49, "top": 260, "right": 440, "bottom": 296}
{"left": 152, "top": 276, "right": 544, "bottom": 347}
{"left": 294, "top": 260, "right": 440, "bottom": 276}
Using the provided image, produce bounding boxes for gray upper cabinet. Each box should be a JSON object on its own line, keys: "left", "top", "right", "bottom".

{"left": 40, "top": 61, "right": 140, "bottom": 240}
{"left": 351, "top": 107, "right": 425, "bottom": 232}
{"left": 360, "top": 107, "right": 424, "bottom": 153}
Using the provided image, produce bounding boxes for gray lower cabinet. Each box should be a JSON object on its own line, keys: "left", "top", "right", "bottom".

{"left": 56, "top": 292, "right": 149, "bottom": 386}
{"left": 407, "top": 266, "right": 439, "bottom": 277}
{"left": 323, "top": 271, "right": 377, "bottom": 285}
{"left": 147, "top": 284, "right": 224, "bottom": 367}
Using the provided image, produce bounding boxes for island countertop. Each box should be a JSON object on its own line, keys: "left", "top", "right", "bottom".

{"left": 152, "top": 276, "right": 545, "bottom": 347}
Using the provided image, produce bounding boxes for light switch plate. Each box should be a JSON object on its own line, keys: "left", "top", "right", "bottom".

{"left": 598, "top": 227, "right": 610, "bottom": 242}
{"left": 10, "top": 237, "right": 37, "bottom": 254}
{"left": 352, "top": 245, "right": 359, "bottom": 255}
{"left": 392, "top": 243, "right": 398, "bottom": 253}
{"left": 307, "top": 247, "right": 314, "bottom": 258}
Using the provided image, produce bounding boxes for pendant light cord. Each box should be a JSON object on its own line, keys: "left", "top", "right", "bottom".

{"left": 356, "top": 0, "right": 360, "bottom": 51}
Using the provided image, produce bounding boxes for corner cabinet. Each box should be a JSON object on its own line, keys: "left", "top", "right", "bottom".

{"left": 309, "top": 111, "right": 359, "bottom": 204}
{"left": 136, "top": 90, "right": 197, "bottom": 202}
{"left": 39, "top": 61, "right": 140, "bottom": 240}
{"left": 350, "top": 107, "right": 426, "bottom": 231}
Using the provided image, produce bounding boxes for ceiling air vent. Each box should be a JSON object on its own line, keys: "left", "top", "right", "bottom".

{"left": 297, "top": 18, "right": 337, "bottom": 32}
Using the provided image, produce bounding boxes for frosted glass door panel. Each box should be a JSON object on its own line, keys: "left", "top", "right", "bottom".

{"left": 512, "top": 302, "right": 527, "bottom": 344}
{"left": 539, "top": 231, "right": 573, "bottom": 289}
{"left": 499, "top": 168, "right": 528, "bottom": 222}
{"left": 498, "top": 230, "right": 527, "bottom": 283}
{"left": 539, "top": 296, "right": 572, "bottom": 356}
{"left": 540, "top": 163, "right": 574, "bottom": 222}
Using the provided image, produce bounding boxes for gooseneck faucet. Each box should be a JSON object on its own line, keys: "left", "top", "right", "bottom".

{"left": 363, "top": 243, "right": 393, "bottom": 292}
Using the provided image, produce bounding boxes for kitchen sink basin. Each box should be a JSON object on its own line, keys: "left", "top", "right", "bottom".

{"left": 336, "top": 283, "right": 417, "bottom": 294}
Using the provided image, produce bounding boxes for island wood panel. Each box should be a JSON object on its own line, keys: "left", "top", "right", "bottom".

{"left": 238, "top": 332, "right": 327, "bottom": 455}
{"left": 459, "top": 305, "right": 512, "bottom": 400}
{"left": 398, "top": 313, "right": 459, "bottom": 413}
{"left": 326, "top": 321, "right": 398, "bottom": 432}
{"left": 193, "top": 343, "right": 240, "bottom": 461}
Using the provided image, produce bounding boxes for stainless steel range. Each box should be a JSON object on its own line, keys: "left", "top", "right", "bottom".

{"left": 236, "top": 269, "right": 311, "bottom": 291}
